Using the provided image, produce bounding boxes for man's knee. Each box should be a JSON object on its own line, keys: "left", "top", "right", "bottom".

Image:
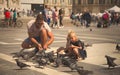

{"left": 21, "top": 42, "right": 26, "bottom": 48}
{"left": 21, "top": 41, "right": 30, "bottom": 49}
{"left": 40, "top": 29, "right": 47, "bottom": 35}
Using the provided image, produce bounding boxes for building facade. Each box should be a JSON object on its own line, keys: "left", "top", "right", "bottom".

{"left": 0, "top": 0, "right": 21, "bottom": 9}
{"left": 73, "top": 0, "right": 120, "bottom": 13}
{"left": 20, "top": 0, "right": 44, "bottom": 12}
{"left": 44, "top": 0, "right": 73, "bottom": 16}
{"left": 0, "top": 0, "right": 120, "bottom": 16}
{"left": 44, "top": 0, "right": 120, "bottom": 16}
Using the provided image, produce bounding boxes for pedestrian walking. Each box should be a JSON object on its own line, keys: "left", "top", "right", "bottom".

{"left": 59, "top": 8, "right": 65, "bottom": 28}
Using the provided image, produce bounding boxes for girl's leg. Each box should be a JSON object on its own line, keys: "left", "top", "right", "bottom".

{"left": 72, "top": 48, "right": 80, "bottom": 59}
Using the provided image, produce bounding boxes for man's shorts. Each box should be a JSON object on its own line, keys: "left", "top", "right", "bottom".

{"left": 23, "top": 36, "right": 41, "bottom": 47}
{"left": 5, "top": 18, "right": 10, "bottom": 22}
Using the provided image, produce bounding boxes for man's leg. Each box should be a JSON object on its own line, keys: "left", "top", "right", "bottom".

{"left": 21, "top": 38, "right": 39, "bottom": 59}
{"left": 40, "top": 29, "right": 48, "bottom": 49}
{"left": 21, "top": 40, "right": 32, "bottom": 49}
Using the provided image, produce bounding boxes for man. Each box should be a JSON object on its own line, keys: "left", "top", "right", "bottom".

{"left": 4, "top": 9, "right": 10, "bottom": 27}
{"left": 82, "top": 9, "right": 91, "bottom": 27}
{"left": 43, "top": 5, "right": 49, "bottom": 23}
{"left": 59, "top": 8, "right": 65, "bottom": 28}
{"left": 21, "top": 14, "right": 54, "bottom": 53}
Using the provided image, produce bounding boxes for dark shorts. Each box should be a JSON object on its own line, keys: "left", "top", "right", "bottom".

{"left": 23, "top": 36, "right": 41, "bottom": 47}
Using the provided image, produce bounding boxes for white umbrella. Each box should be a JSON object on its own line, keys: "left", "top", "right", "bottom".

{"left": 107, "top": 5, "right": 120, "bottom": 12}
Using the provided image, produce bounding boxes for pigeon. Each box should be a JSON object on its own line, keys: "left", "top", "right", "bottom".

{"left": 116, "top": 44, "right": 120, "bottom": 52}
{"left": 77, "top": 69, "right": 93, "bottom": 75}
{"left": 25, "top": 48, "right": 39, "bottom": 59}
{"left": 90, "top": 28, "right": 92, "bottom": 31}
{"left": 15, "top": 59, "right": 30, "bottom": 69}
{"left": 33, "top": 50, "right": 54, "bottom": 68}
{"left": 12, "top": 52, "right": 24, "bottom": 58}
{"left": 35, "top": 57, "right": 47, "bottom": 69}
{"left": 62, "top": 57, "right": 83, "bottom": 71}
{"left": 85, "top": 44, "right": 92, "bottom": 47}
{"left": 54, "top": 58, "right": 61, "bottom": 67}
{"left": 12, "top": 52, "right": 30, "bottom": 60}
{"left": 12, "top": 49, "right": 25, "bottom": 58}
{"left": 12, "top": 48, "right": 39, "bottom": 60}
{"left": 105, "top": 55, "right": 117, "bottom": 68}
{"left": 54, "top": 53, "right": 62, "bottom": 67}
{"left": 54, "top": 53, "right": 67, "bottom": 67}
{"left": 44, "top": 51, "right": 55, "bottom": 63}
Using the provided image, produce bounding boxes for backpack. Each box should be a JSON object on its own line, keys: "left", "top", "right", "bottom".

{"left": 102, "top": 13, "right": 109, "bottom": 20}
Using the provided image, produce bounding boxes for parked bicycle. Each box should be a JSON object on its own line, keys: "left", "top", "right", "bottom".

{"left": 0, "top": 19, "right": 23, "bottom": 28}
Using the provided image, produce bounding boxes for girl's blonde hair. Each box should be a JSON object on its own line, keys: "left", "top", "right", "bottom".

{"left": 67, "top": 30, "right": 78, "bottom": 40}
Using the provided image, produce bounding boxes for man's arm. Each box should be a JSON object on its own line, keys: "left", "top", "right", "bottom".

{"left": 28, "top": 32, "right": 42, "bottom": 50}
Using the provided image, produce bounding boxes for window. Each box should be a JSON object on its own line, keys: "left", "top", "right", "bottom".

{"left": 99, "top": 0, "right": 105, "bottom": 4}
{"left": 111, "top": 0, "right": 119, "bottom": 4}
{"left": 68, "top": 0, "right": 72, "bottom": 5}
{"left": 60, "top": 0, "right": 64, "bottom": 3}
{"left": 44, "top": 0, "right": 49, "bottom": 3}
{"left": 88, "top": 0, "right": 94, "bottom": 4}
{"left": 0, "top": 0, "right": 3, "bottom": 4}
{"left": 73, "top": 0, "right": 75, "bottom": 5}
{"left": 53, "top": 0, "right": 57, "bottom": 4}
{"left": 78, "top": 0, "right": 81, "bottom": 4}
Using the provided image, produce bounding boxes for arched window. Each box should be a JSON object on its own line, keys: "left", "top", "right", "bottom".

{"left": 78, "top": 0, "right": 81, "bottom": 4}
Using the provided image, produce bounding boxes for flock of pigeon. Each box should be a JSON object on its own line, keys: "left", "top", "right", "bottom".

{"left": 12, "top": 47, "right": 93, "bottom": 75}
{"left": 12, "top": 43, "right": 120, "bottom": 75}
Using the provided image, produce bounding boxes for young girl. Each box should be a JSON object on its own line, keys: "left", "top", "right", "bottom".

{"left": 57, "top": 30, "right": 84, "bottom": 60}
{"left": 67, "top": 30, "right": 83, "bottom": 60}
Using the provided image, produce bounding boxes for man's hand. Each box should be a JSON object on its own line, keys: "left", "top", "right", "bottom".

{"left": 37, "top": 43, "right": 43, "bottom": 50}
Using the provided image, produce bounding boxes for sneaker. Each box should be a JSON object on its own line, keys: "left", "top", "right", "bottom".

{"left": 61, "top": 26, "right": 64, "bottom": 28}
